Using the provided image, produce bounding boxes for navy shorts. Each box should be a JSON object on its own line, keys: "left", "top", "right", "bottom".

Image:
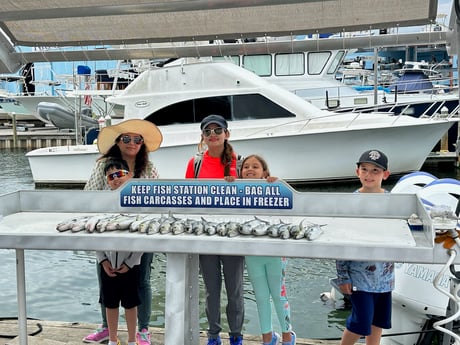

{"left": 346, "top": 291, "right": 392, "bottom": 336}
{"left": 99, "top": 264, "right": 141, "bottom": 309}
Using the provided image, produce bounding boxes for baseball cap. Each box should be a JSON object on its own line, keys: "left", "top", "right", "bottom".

{"left": 357, "top": 149, "right": 388, "bottom": 170}
{"left": 200, "top": 114, "right": 228, "bottom": 130}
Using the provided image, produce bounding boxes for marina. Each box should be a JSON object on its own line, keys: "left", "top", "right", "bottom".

{"left": 0, "top": 1, "right": 459, "bottom": 345}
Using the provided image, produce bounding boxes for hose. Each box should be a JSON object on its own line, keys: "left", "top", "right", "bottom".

{"left": 0, "top": 317, "right": 43, "bottom": 338}
{"left": 433, "top": 249, "right": 460, "bottom": 345}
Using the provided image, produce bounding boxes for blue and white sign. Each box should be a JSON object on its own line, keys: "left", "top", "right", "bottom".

{"left": 120, "top": 179, "right": 293, "bottom": 209}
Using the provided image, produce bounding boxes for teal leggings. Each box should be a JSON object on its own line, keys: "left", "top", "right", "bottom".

{"left": 245, "top": 256, "right": 291, "bottom": 334}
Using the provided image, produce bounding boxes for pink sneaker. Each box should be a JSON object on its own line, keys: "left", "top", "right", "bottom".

{"left": 82, "top": 326, "right": 109, "bottom": 343}
{"left": 136, "top": 328, "right": 151, "bottom": 345}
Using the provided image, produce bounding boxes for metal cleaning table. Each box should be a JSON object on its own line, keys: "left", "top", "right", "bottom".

{"left": 0, "top": 179, "right": 447, "bottom": 345}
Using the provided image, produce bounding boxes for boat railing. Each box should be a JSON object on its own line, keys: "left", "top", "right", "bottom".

{"left": 291, "top": 74, "right": 458, "bottom": 113}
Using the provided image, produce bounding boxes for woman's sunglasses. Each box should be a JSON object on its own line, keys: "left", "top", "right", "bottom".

{"left": 106, "top": 169, "right": 130, "bottom": 181}
{"left": 119, "top": 135, "right": 144, "bottom": 145}
{"left": 202, "top": 127, "right": 225, "bottom": 137}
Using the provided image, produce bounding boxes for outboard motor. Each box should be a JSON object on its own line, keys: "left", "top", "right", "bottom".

{"left": 382, "top": 174, "right": 460, "bottom": 345}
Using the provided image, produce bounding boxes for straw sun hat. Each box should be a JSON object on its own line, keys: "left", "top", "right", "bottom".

{"left": 97, "top": 119, "right": 163, "bottom": 154}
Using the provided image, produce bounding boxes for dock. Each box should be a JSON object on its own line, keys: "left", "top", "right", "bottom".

{"left": 0, "top": 319, "right": 337, "bottom": 345}
{"left": 0, "top": 126, "right": 77, "bottom": 150}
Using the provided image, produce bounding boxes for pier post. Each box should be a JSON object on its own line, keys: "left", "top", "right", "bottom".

{"left": 11, "top": 112, "right": 17, "bottom": 148}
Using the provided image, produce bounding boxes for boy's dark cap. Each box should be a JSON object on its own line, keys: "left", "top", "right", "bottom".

{"left": 200, "top": 114, "right": 228, "bottom": 130}
{"left": 357, "top": 149, "right": 388, "bottom": 170}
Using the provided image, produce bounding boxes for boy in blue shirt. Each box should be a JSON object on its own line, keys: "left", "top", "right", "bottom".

{"left": 336, "top": 149, "right": 394, "bottom": 345}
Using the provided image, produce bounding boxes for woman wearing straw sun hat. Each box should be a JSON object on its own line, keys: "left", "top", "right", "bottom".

{"left": 83, "top": 119, "right": 162, "bottom": 345}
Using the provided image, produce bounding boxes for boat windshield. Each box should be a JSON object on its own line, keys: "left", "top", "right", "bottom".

{"left": 145, "top": 94, "right": 296, "bottom": 126}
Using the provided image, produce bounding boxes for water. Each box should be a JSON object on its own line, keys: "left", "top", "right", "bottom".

{"left": 1, "top": 148, "right": 459, "bottom": 340}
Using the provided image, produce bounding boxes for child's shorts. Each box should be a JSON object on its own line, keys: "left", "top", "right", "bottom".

{"left": 346, "top": 290, "right": 392, "bottom": 336}
{"left": 100, "top": 264, "right": 141, "bottom": 309}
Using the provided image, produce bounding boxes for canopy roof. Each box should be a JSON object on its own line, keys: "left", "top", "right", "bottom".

{"left": 0, "top": 0, "right": 440, "bottom": 73}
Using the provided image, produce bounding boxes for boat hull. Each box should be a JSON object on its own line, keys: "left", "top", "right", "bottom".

{"left": 26, "top": 118, "right": 455, "bottom": 187}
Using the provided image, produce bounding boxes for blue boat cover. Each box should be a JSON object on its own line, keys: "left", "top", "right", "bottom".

{"left": 389, "top": 72, "right": 433, "bottom": 93}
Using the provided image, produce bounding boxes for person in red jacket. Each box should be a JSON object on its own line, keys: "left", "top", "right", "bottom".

{"left": 185, "top": 114, "right": 244, "bottom": 345}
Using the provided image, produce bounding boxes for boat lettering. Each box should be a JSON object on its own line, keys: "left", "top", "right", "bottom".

{"left": 404, "top": 264, "right": 450, "bottom": 288}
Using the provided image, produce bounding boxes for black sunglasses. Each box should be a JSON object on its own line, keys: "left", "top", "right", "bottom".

{"left": 119, "top": 135, "right": 144, "bottom": 145}
{"left": 202, "top": 127, "right": 225, "bottom": 137}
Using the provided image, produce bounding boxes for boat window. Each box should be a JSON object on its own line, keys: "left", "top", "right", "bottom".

{"left": 274, "top": 53, "right": 304, "bottom": 76}
{"left": 145, "top": 94, "right": 295, "bottom": 126}
{"left": 212, "top": 56, "right": 240, "bottom": 66}
{"left": 242, "top": 55, "right": 272, "bottom": 77}
{"left": 327, "top": 50, "right": 346, "bottom": 75}
{"left": 307, "top": 51, "right": 331, "bottom": 75}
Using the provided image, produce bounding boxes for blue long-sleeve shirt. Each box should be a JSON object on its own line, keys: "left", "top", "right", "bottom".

{"left": 335, "top": 260, "right": 394, "bottom": 292}
{"left": 335, "top": 188, "right": 395, "bottom": 293}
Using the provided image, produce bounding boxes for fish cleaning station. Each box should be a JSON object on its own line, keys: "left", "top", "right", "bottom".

{"left": 0, "top": 179, "right": 455, "bottom": 345}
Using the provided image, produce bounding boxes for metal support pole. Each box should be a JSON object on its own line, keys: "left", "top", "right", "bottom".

{"left": 16, "top": 249, "right": 28, "bottom": 345}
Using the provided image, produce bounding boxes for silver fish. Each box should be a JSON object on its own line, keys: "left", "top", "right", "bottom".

{"left": 216, "top": 222, "right": 229, "bottom": 236}
{"left": 172, "top": 219, "right": 188, "bottom": 235}
{"left": 305, "top": 224, "right": 325, "bottom": 241}
{"left": 159, "top": 218, "right": 175, "bottom": 234}
{"left": 106, "top": 214, "right": 138, "bottom": 231}
{"left": 85, "top": 214, "right": 111, "bottom": 233}
{"left": 129, "top": 214, "right": 150, "bottom": 232}
{"left": 267, "top": 221, "right": 285, "bottom": 238}
{"left": 289, "top": 224, "right": 303, "bottom": 239}
{"left": 71, "top": 216, "right": 91, "bottom": 232}
{"left": 136, "top": 216, "right": 157, "bottom": 233}
{"left": 241, "top": 216, "right": 269, "bottom": 235}
{"left": 147, "top": 218, "right": 162, "bottom": 235}
{"left": 192, "top": 220, "right": 205, "bottom": 235}
{"left": 226, "top": 222, "right": 241, "bottom": 238}
{"left": 56, "top": 218, "right": 78, "bottom": 232}
{"left": 201, "top": 217, "right": 218, "bottom": 236}
{"left": 278, "top": 223, "right": 291, "bottom": 239}
{"left": 252, "top": 222, "right": 270, "bottom": 236}
{"left": 96, "top": 217, "right": 112, "bottom": 232}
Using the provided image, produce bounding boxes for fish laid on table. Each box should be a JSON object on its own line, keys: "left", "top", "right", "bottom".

{"left": 252, "top": 222, "right": 270, "bottom": 236}
{"left": 129, "top": 214, "right": 151, "bottom": 232}
{"left": 56, "top": 218, "right": 77, "bottom": 232}
{"left": 134, "top": 215, "right": 158, "bottom": 233}
{"left": 240, "top": 216, "right": 269, "bottom": 235}
{"left": 159, "top": 212, "right": 178, "bottom": 234}
{"left": 172, "top": 218, "right": 194, "bottom": 235}
{"left": 71, "top": 216, "right": 92, "bottom": 232}
{"left": 267, "top": 220, "right": 285, "bottom": 238}
{"left": 226, "top": 222, "right": 241, "bottom": 238}
{"left": 147, "top": 217, "right": 163, "bottom": 235}
{"left": 216, "top": 222, "right": 229, "bottom": 236}
{"left": 201, "top": 217, "right": 219, "bottom": 236}
{"left": 105, "top": 214, "right": 139, "bottom": 231}
{"left": 56, "top": 215, "right": 90, "bottom": 232}
{"left": 85, "top": 214, "right": 113, "bottom": 233}
{"left": 192, "top": 220, "right": 205, "bottom": 235}
{"left": 305, "top": 223, "right": 326, "bottom": 241}
{"left": 278, "top": 222, "right": 292, "bottom": 239}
